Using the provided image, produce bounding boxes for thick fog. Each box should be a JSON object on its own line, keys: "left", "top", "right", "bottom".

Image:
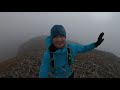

{"left": 0, "top": 12, "right": 120, "bottom": 62}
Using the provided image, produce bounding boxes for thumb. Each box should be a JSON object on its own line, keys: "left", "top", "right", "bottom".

{"left": 98, "top": 32, "right": 104, "bottom": 41}
{"left": 99, "top": 38, "right": 104, "bottom": 45}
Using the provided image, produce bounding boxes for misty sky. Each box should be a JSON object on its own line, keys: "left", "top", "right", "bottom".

{"left": 0, "top": 12, "right": 120, "bottom": 62}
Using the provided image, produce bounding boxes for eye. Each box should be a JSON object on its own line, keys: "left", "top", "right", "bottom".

{"left": 59, "top": 35, "right": 64, "bottom": 37}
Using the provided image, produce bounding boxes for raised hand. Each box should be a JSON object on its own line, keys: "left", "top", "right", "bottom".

{"left": 94, "top": 32, "right": 104, "bottom": 47}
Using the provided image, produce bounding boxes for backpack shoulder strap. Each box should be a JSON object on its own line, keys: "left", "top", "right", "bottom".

{"left": 49, "top": 52, "right": 55, "bottom": 75}
{"left": 50, "top": 52, "right": 54, "bottom": 68}
{"left": 67, "top": 47, "right": 71, "bottom": 66}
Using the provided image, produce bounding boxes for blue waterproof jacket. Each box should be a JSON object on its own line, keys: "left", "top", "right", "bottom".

{"left": 39, "top": 36, "right": 96, "bottom": 78}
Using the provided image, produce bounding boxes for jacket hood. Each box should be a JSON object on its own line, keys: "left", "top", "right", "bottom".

{"left": 45, "top": 36, "right": 53, "bottom": 50}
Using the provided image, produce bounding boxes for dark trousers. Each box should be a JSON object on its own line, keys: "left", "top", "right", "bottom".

{"left": 68, "top": 72, "right": 74, "bottom": 78}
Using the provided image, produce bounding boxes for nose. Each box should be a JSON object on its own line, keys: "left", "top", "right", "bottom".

{"left": 57, "top": 37, "right": 61, "bottom": 41}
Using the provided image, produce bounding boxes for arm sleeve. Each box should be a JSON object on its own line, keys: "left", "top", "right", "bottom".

{"left": 71, "top": 42, "right": 96, "bottom": 55}
{"left": 39, "top": 51, "right": 50, "bottom": 78}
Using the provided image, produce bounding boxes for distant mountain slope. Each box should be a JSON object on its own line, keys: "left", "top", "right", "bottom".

{"left": 0, "top": 35, "right": 120, "bottom": 78}
{"left": 16, "top": 35, "right": 46, "bottom": 56}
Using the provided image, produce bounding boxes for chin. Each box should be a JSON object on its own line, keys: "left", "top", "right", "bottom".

{"left": 57, "top": 45, "right": 65, "bottom": 48}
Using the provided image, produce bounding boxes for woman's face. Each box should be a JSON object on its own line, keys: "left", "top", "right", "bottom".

{"left": 52, "top": 35, "right": 66, "bottom": 48}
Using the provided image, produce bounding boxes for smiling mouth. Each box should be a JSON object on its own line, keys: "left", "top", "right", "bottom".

{"left": 56, "top": 42, "right": 62, "bottom": 44}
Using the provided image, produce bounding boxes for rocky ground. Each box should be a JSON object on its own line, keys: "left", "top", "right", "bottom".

{"left": 0, "top": 49, "right": 120, "bottom": 78}
{"left": 73, "top": 50, "right": 120, "bottom": 78}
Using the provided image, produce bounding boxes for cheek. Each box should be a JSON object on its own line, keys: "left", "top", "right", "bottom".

{"left": 53, "top": 38, "right": 65, "bottom": 43}
{"left": 61, "top": 39, "right": 65, "bottom": 43}
{"left": 53, "top": 39, "right": 65, "bottom": 47}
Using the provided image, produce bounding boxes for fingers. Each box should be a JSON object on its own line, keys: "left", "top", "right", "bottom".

{"left": 101, "top": 32, "right": 104, "bottom": 35}
{"left": 95, "top": 34, "right": 104, "bottom": 47}
{"left": 101, "top": 32, "right": 104, "bottom": 37}
{"left": 100, "top": 38, "right": 104, "bottom": 43}
{"left": 98, "top": 38, "right": 104, "bottom": 45}
{"left": 98, "top": 32, "right": 104, "bottom": 41}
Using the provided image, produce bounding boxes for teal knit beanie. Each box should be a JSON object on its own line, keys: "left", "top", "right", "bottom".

{"left": 51, "top": 25, "right": 66, "bottom": 38}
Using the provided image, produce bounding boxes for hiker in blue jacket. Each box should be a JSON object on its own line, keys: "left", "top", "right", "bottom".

{"left": 39, "top": 25, "right": 104, "bottom": 78}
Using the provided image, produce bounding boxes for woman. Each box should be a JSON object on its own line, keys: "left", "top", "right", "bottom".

{"left": 39, "top": 25, "right": 104, "bottom": 78}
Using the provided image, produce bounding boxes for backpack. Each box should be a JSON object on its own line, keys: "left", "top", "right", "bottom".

{"left": 49, "top": 47, "right": 72, "bottom": 75}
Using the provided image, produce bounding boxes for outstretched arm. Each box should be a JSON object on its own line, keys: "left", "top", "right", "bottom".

{"left": 72, "top": 42, "right": 96, "bottom": 54}
{"left": 71, "top": 32, "right": 104, "bottom": 54}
